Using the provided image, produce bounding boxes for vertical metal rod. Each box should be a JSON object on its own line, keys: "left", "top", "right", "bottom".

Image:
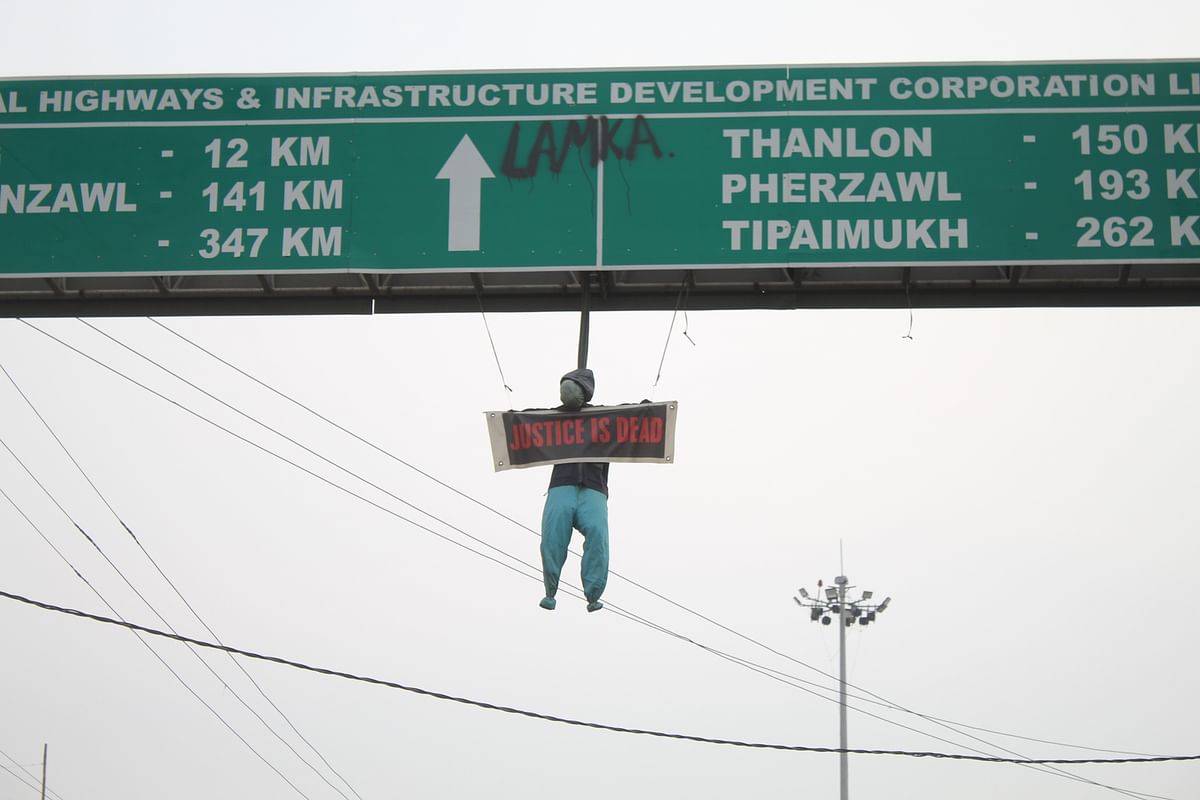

{"left": 838, "top": 578, "right": 849, "bottom": 800}
{"left": 577, "top": 274, "right": 591, "bottom": 370}
{"left": 41, "top": 744, "right": 47, "bottom": 800}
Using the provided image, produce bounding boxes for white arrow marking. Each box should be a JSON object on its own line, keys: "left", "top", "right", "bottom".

{"left": 436, "top": 134, "right": 494, "bottom": 252}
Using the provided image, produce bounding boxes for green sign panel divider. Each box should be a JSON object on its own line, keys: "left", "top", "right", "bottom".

{"left": 1, "top": 61, "right": 1198, "bottom": 276}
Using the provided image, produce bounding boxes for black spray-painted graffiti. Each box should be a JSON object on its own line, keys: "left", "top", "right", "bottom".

{"left": 501, "top": 115, "right": 665, "bottom": 178}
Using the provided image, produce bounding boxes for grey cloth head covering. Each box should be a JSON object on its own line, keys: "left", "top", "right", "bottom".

{"left": 560, "top": 380, "right": 585, "bottom": 410}
{"left": 559, "top": 368, "right": 595, "bottom": 402}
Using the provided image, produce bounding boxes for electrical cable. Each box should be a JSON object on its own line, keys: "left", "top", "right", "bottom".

{"left": 131, "top": 316, "right": 1180, "bottom": 796}
{"left": 16, "top": 319, "right": 1182, "bottom": 797}
{"left": 147, "top": 318, "right": 916, "bottom": 707}
{"left": 145, "top": 317, "right": 1173, "bottom": 764}
{"left": 0, "top": 427, "right": 354, "bottom": 800}
{"left": 17, "top": 319, "right": 543, "bottom": 586}
{"left": 648, "top": 634, "right": 1173, "bottom": 800}
{"left": 598, "top": 596, "right": 1170, "bottom": 798}
{"left": 0, "top": 761, "right": 40, "bottom": 795}
{"left": 75, "top": 321, "right": 924, "bottom": 729}
{"left": 3, "top": 588, "right": 1198, "bottom": 769}
{"left": 0, "top": 361, "right": 365, "bottom": 800}
{"left": 0, "top": 748, "right": 64, "bottom": 800}
{"left": 0, "top": 484, "right": 314, "bottom": 800}
{"left": 78, "top": 318, "right": 538, "bottom": 587}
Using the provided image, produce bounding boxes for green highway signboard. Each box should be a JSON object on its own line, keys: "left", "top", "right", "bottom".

{"left": 1, "top": 61, "right": 1199, "bottom": 277}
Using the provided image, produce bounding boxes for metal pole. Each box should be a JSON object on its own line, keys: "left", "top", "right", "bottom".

{"left": 795, "top": 575, "right": 889, "bottom": 800}
{"left": 837, "top": 578, "right": 849, "bottom": 800}
{"left": 577, "top": 274, "right": 591, "bottom": 369}
{"left": 41, "top": 744, "right": 47, "bottom": 800}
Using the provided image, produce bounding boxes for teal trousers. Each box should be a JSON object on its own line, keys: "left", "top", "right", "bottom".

{"left": 541, "top": 485, "right": 609, "bottom": 603}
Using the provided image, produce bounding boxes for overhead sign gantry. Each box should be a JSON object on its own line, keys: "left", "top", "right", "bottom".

{"left": 1, "top": 60, "right": 1198, "bottom": 315}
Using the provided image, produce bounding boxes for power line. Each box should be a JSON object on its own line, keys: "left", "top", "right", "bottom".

{"left": 144, "top": 317, "right": 1173, "bottom": 767}
{"left": 0, "top": 425, "right": 351, "bottom": 800}
{"left": 11, "top": 320, "right": 1183, "bottom": 798}
{"left": 603, "top": 604, "right": 1171, "bottom": 800}
{"left": 0, "top": 360, "right": 364, "bottom": 800}
{"left": 0, "top": 761, "right": 40, "bottom": 795}
{"left": 79, "top": 318, "right": 540, "bottom": 585}
{"left": 3, "top": 588, "right": 1197, "bottom": 768}
{"left": 18, "top": 319, "right": 540, "bottom": 585}
{"left": 0, "top": 748, "right": 64, "bottom": 800}
{"left": 128, "top": 323, "right": 1181, "bottom": 799}
{"left": 80, "top": 316, "right": 1180, "bottom": 794}
{"left": 79, "top": 321, "right": 909, "bottom": 719}
{"left": 0, "top": 484, "right": 314, "bottom": 800}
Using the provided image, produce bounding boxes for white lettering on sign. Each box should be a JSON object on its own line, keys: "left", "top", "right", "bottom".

{"left": 271, "top": 137, "right": 331, "bottom": 167}
{"left": 609, "top": 78, "right": 877, "bottom": 105}
{"left": 198, "top": 228, "right": 270, "bottom": 259}
{"left": 722, "top": 127, "right": 933, "bottom": 159}
{"left": 1171, "top": 216, "right": 1200, "bottom": 246}
{"left": 37, "top": 88, "right": 223, "bottom": 113}
{"left": 0, "top": 91, "right": 27, "bottom": 113}
{"left": 271, "top": 82, "right": 601, "bottom": 110}
{"left": 1163, "top": 123, "right": 1199, "bottom": 154}
{"left": 888, "top": 73, "right": 1155, "bottom": 101}
{"left": 1166, "top": 169, "right": 1199, "bottom": 200}
{"left": 720, "top": 171, "right": 961, "bottom": 204}
{"left": 1169, "top": 73, "right": 1200, "bottom": 96}
{"left": 0, "top": 183, "right": 136, "bottom": 214}
{"left": 282, "top": 180, "right": 344, "bottom": 210}
{"left": 722, "top": 218, "right": 969, "bottom": 252}
{"left": 274, "top": 85, "right": 402, "bottom": 110}
{"left": 282, "top": 226, "right": 343, "bottom": 257}
{"left": 13, "top": 69, "right": 1200, "bottom": 120}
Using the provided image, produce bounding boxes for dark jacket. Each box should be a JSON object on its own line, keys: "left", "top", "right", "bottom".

{"left": 549, "top": 461, "right": 610, "bottom": 497}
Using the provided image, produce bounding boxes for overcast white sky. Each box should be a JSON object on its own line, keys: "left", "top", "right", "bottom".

{"left": 1, "top": 3, "right": 1198, "bottom": 800}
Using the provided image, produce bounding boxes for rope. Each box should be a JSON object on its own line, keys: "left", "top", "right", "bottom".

{"left": 475, "top": 290, "right": 512, "bottom": 394}
{"left": 653, "top": 276, "right": 695, "bottom": 388}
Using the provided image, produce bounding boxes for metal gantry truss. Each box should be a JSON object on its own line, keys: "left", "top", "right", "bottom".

{"left": 3, "top": 262, "right": 1200, "bottom": 317}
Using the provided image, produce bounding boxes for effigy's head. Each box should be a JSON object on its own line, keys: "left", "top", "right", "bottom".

{"left": 559, "top": 368, "right": 594, "bottom": 411}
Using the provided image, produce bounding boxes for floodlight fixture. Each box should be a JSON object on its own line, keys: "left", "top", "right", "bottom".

{"left": 825, "top": 587, "right": 838, "bottom": 600}
{"left": 861, "top": 590, "right": 873, "bottom": 600}
{"left": 798, "top": 587, "right": 809, "bottom": 599}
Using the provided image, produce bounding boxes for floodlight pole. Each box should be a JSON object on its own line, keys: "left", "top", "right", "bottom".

{"left": 837, "top": 578, "right": 849, "bottom": 800}
{"left": 793, "top": 575, "right": 891, "bottom": 800}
